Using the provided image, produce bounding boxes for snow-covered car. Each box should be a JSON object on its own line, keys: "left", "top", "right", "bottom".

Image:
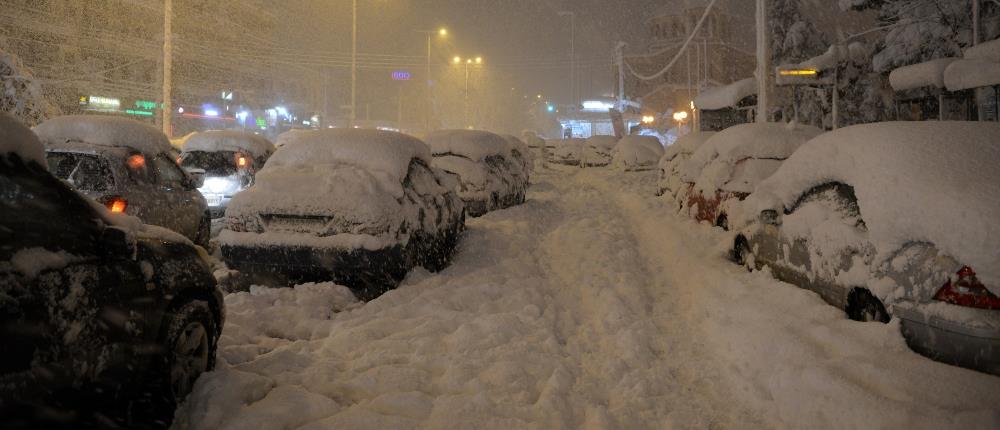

{"left": 610, "top": 135, "right": 664, "bottom": 171}
{"left": 219, "top": 129, "right": 465, "bottom": 300}
{"left": 425, "top": 130, "right": 525, "bottom": 216}
{"left": 180, "top": 130, "right": 276, "bottom": 218}
{"left": 0, "top": 113, "right": 224, "bottom": 427}
{"left": 656, "top": 131, "right": 716, "bottom": 196}
{"left": 687, "top": 123, "right": 822, "bottom": 229}
{"left": 672, "top": 131, "right": 735, "bottom": 211}
{"left": 550, "top": 138, "right": 585, "bottom": 166}
{"left": 502, "top": 134, "right": 534, "bottom": 178}
{"left": 733, "top": 122, "right": 1000, "bottom": 375}
{"left": 35, "top": 116, "right": 210, "bottom": 246}
{"left": 580, "top": 135, "right": 619, "bottom": 167}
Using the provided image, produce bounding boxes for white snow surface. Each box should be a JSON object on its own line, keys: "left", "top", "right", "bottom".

{"left": 551, "top": 138, "right": 584, "bottom": 162}
{"left": 611, "top": 135, "right": 664, "bottom": 171}
{"left": 424, "top": 130, "right": 511, "bottom": 161}
{"left": 744, "top": 121, "right": 1000, "bottom": 291}
{"left": 274, "top": 129, "right": 308, "bottom": 148}
{"left": 0, "top": 111, "right": 45, "bottom": 165}
{"left": 183, "top": 130, "right": 276, "bottom": 159}
{"left": 693, "top": 78, "right": 756, "bottom": 110}
{"left": 175, "top": 168, "right": 1000, "bottom": 430}
{"left": 943, "top": 59, "right": 1000, "bottom": 91}
{"left": 888, "top": 58, "right": 958, "bottom": 91}
{"left": 798, "top": 43, "right": 868, "bottom": 71}
{"left": 660, "top": 131, "right": 715, "bottom": 165}
{"left": 580, "top": 136, "right": 620, "bottom": 166}
{"left": 432, "top": 155, "right": 490, "bottom": 189}
{"left": 964, "top": 37, "right": 1000, "bottom": 63}
{"left": 33, "top": 115, "right": 172, "bottom": 155}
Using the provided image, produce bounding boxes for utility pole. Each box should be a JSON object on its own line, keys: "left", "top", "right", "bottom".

{"left": 616, "top": 42, "right": 626, "bottom": 110}
{"left": 350, "top": 0, "right": 357, "bottom": 127}
{"left": 755, "top": 0, "right": 770, "bottom": 123}
{"left": 559, "top": 11, "right": 576, "bottom": 108}
{"left": 162, "top": 0, "right": 173, "bottom": 137}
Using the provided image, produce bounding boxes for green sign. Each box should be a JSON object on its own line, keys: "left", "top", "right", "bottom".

{"left": 125, "top": 109, "right": 155, "bottom": 117}
{"left": 256, "top": 118, "right": 267, "bottom": 128}
{"left": 135, "top": 100, "right": 158, "bottom": 110}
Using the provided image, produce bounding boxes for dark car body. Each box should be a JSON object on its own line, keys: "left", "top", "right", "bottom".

{"left": 0, "top": 151, "right": 224, "bottom": 427}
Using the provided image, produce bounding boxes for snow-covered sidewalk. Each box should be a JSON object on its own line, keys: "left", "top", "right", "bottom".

{"left": 174, "top": 167, "right": 1000, "bottom": 430}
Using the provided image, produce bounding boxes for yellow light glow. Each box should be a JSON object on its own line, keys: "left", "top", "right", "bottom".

{"left": 673, "top": 111, "right": 689, "bottom": 121}
{"left": 453, "top": 56, "right": 462, "bottom": 64}
{"left": 475, "top": 57, "right": 483, "bottom": 64}
{"left": 641, "top": 115, "right": 655, "bottom": 124}
{"left": 779, "top": 69, "right": 818, "bottom": 76}
{"left": 690, "top": 100, "right": 695, "bottom": 110}
{"left": 466, "top": 59, "right": 472, "bottom": 64}
{"left": 537, "top": 94, "right": 543, "bottom": 99}
{"left": 439, "top": 28, "right": 448, "bottom": 36}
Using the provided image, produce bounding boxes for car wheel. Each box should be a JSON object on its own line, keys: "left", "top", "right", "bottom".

{"left": 195, "top": 213, "right": 211, "bottom": 248}
{"left": 732, "top": 235, "right": 753, "bottom": 271}
{"left": 846, "top": 288, "right": 890, "bottom": 323}
{"left": 715, "top": 213, "right": 729, "bottom": 231}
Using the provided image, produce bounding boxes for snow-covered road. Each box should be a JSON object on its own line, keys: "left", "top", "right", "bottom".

{"left": 174, "top": 168, "right": 1000, "bottom": 430}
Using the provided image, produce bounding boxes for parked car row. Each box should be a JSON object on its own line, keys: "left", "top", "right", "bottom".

{"left": 657, "top": 121, "right": 1000, "bottom": 376}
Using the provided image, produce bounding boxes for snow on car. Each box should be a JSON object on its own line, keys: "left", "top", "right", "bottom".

{"left": 219, "top": 129, "right": 465, "bottom": 300}
{"left": 180, "top": 131, "right": 276, "bottom": 218}
{"left": 610, "top": 135, "right": 664, "bottom": 172}
{"left": 656, "top": 131, "right": 716, "bottom": 197}
{"left": 580, "top": 135, "right": 620, "bottom": 167}
{"left": 687, "top": 122, "right": 822, "bottom": 229}
{"left": 501, "top": 134, "right": 534, "bottom": 177}
{"left": 34, "top": 115, "right": 211, "bottom": 246}
{"left": 734, "top": 121, "right": 1000, "bottom": 375}
{"left": 0, "top": 112, "right": 224, "bottom": 427}
{"left": 549, "top": 138, "right": 585, "bottom": 166}
{"left": 424, "top": 130, "right": 526, "bottom": 217}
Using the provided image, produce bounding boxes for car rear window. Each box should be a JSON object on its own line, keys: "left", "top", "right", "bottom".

{"left": 181, "top": 151, "right": 239, "bottom": 176}
{"left": 45, "top": 152, "right": 115, "bottom": 192}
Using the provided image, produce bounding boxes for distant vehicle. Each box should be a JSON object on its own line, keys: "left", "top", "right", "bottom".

{"left": 180, "top": 130, "right": 276, "bottom": 218}
{"left": 580, "top": 135, "right": 620, "bottom": 167}
{"left": 733, "top": 122, "right": 1000, "bottom": 375}
{"left": 657, "top": 131, "right": 716, "bottom": 197}
{"left": 610, "top": 135, "right": 664, "bottom": 171}
{"left": 550, "top": 138, "right": 585, "bottom": 166}
{"left": 219, "top": 129, "right": 465, "bottom": 300}
{"left": 0, "top": 113, "right": 224, "bottom": 427}
{"left": 35, "top": 116, "right": 210, "bottom": 247}
{"left": 687, "top": 123, "right": 821, "bottom": 229}
{"left": 425, "top": 130, "right": 526, "bottom": 216}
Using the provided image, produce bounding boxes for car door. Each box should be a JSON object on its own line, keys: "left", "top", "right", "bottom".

{"left": 152, "top": 153, "right": 203, "bottom": 238}
{"left": 773, "top": 183, "right": 872, "bottom": 307}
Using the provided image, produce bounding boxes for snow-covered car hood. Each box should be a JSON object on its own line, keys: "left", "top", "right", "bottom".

{"left": 424, "top": 130, "right": 511, "bottom": 161}
{"left": 744, "top": 121, "right": 1000, "bottom": 292}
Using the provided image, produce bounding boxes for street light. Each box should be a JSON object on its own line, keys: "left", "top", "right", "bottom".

{"left": 452, "top": 56, "right": 485, "bottom": 128}
{"left": 453, "top": 56, "right": 461, "bottom": 64}
{"left": 416, "top": 27, "right": 449, "bottom": 129}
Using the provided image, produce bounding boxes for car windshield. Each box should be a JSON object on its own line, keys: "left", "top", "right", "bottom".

{"left": 181, "top": 151, "right": 239, "bottom": 176}
{"left": 45, "top": 152, "right": 114, "bottom": 192}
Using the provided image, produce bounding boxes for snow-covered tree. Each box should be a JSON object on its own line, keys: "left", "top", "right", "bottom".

{"left": 770, "top": 0, "right": 829, "bottom": 126}
{"left": 0, "top": 50, "right": 59, "bottom": 127}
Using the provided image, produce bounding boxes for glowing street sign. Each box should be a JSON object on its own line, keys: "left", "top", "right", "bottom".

{"left": 392, "top": 71, "right": 412, "bottom": 81}
{"left": 135, "top": 100, "right": 158, "bottom": 110}
{"left": 779, "top": 69, "right": 818, "bottom": 76}
{"left": 125, "top": 109, "right": 154, "bottom": 117}
{"left": 776, "top": 67, "right": 830, "bottom": 86}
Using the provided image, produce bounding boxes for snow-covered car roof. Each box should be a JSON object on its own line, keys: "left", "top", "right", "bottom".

{"left": 584, "top": 135, "right": 619, "bottom": 150}
{"left": 34, "top": 115, "right": 173, "bottom": 156}
{"left": 611, "top": 135, "right": 664, "bottom": 170}
{"left": 0, "top": 111, "right": 45, "bottom": 166}
{"left": 275, "top": 129, "right": 308, "bottom": 148}
{"left": 182, "top": 130, "right": 276, "bottom": 159}
{"left": 746, "top": 121, "right": 1000, "bottom": 291}
{"left": 265, "top": 128, "right": 431, "bottom": 190}
{"left": 660, "top": 131, "right": 716, "bottom": 167}
{"left": 424, "top": 130, "right": 511, "bottom": 161}
{"left": 712, "top": 122, "right": 823, "bottom": 164}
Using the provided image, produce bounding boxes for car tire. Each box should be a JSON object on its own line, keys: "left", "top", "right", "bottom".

{"left": 195, "top": 213, "right": 211, "bottom": 248}
{"left": 846, "top": 288, "right": 890, "bottom": 323}
{"left": 732, "top": 235, "right": 753, "bottom": 271}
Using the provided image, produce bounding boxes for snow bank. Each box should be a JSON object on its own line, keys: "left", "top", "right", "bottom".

{"left": 745, "top": 122, "right": 1000, "bottom": 291}
{"left": 888, "top": 58, "right": 958, "bottom": 91}
{"left": 0, "top": 111, "right": 45, "bottom": 165}
{"left": 552, "top": 138, "right": 584, "bottom": 163}
{"left": 183, "top": 131, "right": 276, "bottom": 159}
{"left": 424, "top": 130, "right": 510, "bottom": 161}
{"left": 943, "top": 59, "right": 1000, "bottom": 91}
{"left": 33, "top": 115, "right": 172, "bottom": 156}
{"left": 611, "top": 135, "right": 664, "bottom": 171}
{"left": 964, "top": 37, "right": 1000, "bottom": 63}
{"left": 694, "top": 78, "right": 757, "bottom": 110}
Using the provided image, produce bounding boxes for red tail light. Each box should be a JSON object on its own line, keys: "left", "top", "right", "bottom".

{"left": 934, "top": 266, "right": 1000, "bottom": 310}
{"left": 236, "top": 153, "right": 249, "bottom": 168}
{"left": 103, "top": 196, "right": 128, "bottom": 213}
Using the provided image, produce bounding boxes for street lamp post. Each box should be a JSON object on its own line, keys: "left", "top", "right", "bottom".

{"left": 417, "top": 28, "right": 448, "bottom": 130}
{"left": 453, "top": 56, "right": 483, "bottom": 129}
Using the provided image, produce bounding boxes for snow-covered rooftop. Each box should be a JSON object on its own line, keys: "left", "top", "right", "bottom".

{"left": 798, "top": 42, "right": 868, "bottom": 72}
{"left": 182, "top": 130, "right": 276, "bottom": 158}
{"left": 747, "top": 121, "right": 1000, "bottom": 291}
{"left": 265, "top": 128, "right": 430, "bottom": 187}
{"left": 943, "top": 59, "right": 1000, "bottom": 91}
{"left": 34, "top": 115, "right": 173, "bottom": 155}
{"left": 888, "top": 58, "right": 958, "bottom": 91}
{"left": 963, "top": 37, "right": 1000, "bottom": 63}
{"left": 693, "top": 78, "right": 757, "bottom": 110}
{"left": 424, "top": 130, "right": 511, "bottom": 161}
{"left": 0, "top": 111, "right": 45, "bottom": 165}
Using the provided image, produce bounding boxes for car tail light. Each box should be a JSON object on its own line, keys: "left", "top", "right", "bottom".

{"left": 126, "top": 154, "right": 146, "bottom": 169}
{"left": 104, "top": 196, "right": 128, "bottom": 213}
{"left": 236, "top": 154, "right": 249, "bottom": 168}
{"left": 933, "top": 266, "right": 1000, "bottom": 310}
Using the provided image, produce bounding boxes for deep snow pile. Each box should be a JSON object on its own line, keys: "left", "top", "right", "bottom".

{"left": 424, "top": 130, "right": 511, "bottom": 161}
{"left": 0, "top": 111, "right": 45, "bottom": 165}
{"left": 175, "top": 167, "right": 1000, "bottom": 430}
{"left": 34, "top": 115, "right": 173, "bottom": 155}
{"left": 744, "top": 121, "right": 1000, "bottom": 290}
{"left": 611, "top": 135, "right": 663, "bottom": 171}
{"left": 183, "top": 131, "right": 276, "bottom": 158}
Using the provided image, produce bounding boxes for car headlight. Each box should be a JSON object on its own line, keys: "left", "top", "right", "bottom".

{"left": 201, "top": 175, "right": 243, "bottom": 196}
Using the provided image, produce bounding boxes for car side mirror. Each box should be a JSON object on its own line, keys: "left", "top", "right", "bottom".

{"left": 99, "top": 226, "right": 135, "bottom": 259}
{"left": 185, "top": 168, "right": 206, "bottom": 189}
{"left": 760, "top": 209, "right": 781, "bottom": 226}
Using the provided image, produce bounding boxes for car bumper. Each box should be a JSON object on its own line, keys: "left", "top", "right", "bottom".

{"left": 221, "top": 242, "right": 407, "bottom": 289}
{"left": 894, "top": 304, "right": 1000, "bottom": 375}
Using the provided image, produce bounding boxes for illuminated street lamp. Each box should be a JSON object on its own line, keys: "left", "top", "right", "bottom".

{"left": 416, "top": 27, "right": 449, "bottom": 128}
{"left": 452, "top": 55, "right": 485, "bottom": 128}
{"left": 453, "top": 56, "right": 462, "bottom": 64}
{"left": 672, "top": 111, "right": 688, "bottom": 122}
{"left": 641, "top": 115, "right": 655, "bottom": 125}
